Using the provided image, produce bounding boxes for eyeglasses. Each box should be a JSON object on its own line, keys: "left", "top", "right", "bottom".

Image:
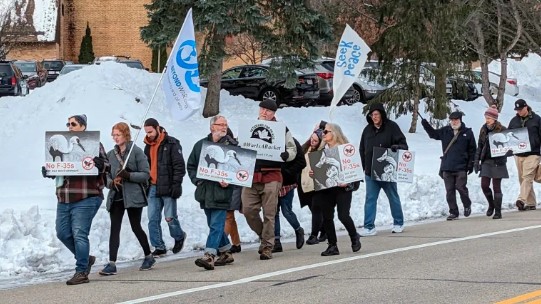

{"left": 66, "top": 122, "right": 78, "bottom": 127}
{"left": 323, "top": 130, "right": 332, "bottom": 135}
{"left": 213, "top": 123, "right": 228, "bottom": 127}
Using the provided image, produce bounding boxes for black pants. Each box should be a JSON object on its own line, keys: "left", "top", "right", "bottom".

{"left": 443, "top": 171, "right": 472, "bottom": 216}
{"left": 312, "top": 187, "right": 357, "bottom": 245}
{"left": 109, "top": 199, "right": 151, "bottom": 261}
{"left": 307, "top": 203, "right": 325, "bottom": 237}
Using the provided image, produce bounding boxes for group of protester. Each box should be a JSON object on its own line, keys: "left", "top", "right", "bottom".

{"left": 41, "top": 97, "right": 539, "bottom": 286}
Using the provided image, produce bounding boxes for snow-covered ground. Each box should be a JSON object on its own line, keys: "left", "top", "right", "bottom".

{"left": 1, "top": 55, "right": 541, "bottom": 287}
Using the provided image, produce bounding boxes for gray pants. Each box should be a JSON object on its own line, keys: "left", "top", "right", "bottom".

{"left": 443, "top": 171, "right": 472, "bottom": 216}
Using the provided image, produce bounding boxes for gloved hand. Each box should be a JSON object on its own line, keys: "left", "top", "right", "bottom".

{"left": 280, "top": 151, "right": 289, "bottom": 161}
{"left": 505, "top": 149, "right": 514, "bottom": 157}
{"left": 467, "top": 167, "right": 474, "bottom": 175}
{"left": 390, "top": 145, "right": 400, "bottom": 152}
{"left": 474, "top": 162, "right": 481, "bottom": 174}
{"left": 41, "top": 166, "right": 55, "bottom": 179}
{"left": 116, "top": 169, "right": 130, "bottom": 180}
{"left": 93, "top": 157, "right": 105, "bottom": 171}
{"left": 171, "top": 186, "right": 181, "bottom": 199}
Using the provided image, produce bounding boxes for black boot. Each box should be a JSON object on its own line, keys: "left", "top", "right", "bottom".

{"left": 321, "top": 244, "right": 339, "bottom": 256}
{"left": 295, "top": 227, "right": 305, "bottom": 249}
{"left": 483, "top": 190, "right": 495, "bottom": 216}
{"left": 351, "top": 233, "right": 361, "bottom": 252}
{"left": 493, "top": 193, "right": 503, "bottom": 219}
{"left": 272, "top": 239, "right": 283, "bottom": 253}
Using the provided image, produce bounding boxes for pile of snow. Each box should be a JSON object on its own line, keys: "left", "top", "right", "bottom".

{"left": 1, "top": 58, "right": 541, "bottom": 284}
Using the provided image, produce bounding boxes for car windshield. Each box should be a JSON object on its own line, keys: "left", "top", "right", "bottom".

{"left": 14, "top": 62, "right": 36, "bottom": 73}
{"left": 60, "top": 66, "right": 84, "bottom": 74}
{"left": 121, "top": 62, "right": 144, "bottom": 69}
{"left": 0, "top": 65, "right": 13, "bottom": 77}
{"left": 43, "top": 61, "right": 64, "bottom": 70}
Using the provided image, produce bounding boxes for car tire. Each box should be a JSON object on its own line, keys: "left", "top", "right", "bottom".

{"left": 342, "top": 85, "right": 364, "bottom": 105}
{"left": 259, "top": 88, "right": 281, "bottom": 106}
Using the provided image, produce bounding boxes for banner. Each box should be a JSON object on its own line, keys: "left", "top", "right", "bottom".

{"left": 371, "top": 147, "right": 415, "bottom": 183}
{"left": 488, "top": 127, "right": 530, "bottom": 157}
{"left": 237, "top": 120, "right": 286, "bottom": 161}
{"left": 162, "top": 8, "right": 201, "bottom": 121}
{"left": 308, "top": 143, "right": 363, "bottom": 191}
{"left": 44, "top": 131, "right": 100, "bottom": 176}
{"left": 196, "top": 142, "right": 257, "bottom": 187}
{"left": 329, "top": 24, "right": 371, "bottom": 112}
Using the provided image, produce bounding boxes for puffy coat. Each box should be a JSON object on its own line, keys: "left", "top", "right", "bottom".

{"left": 475, "top": 121, "right": 508, "bottom": 165}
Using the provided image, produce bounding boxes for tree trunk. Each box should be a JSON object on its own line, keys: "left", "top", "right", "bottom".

{"left": 409, "top": 65, "right": 421, "bottom": 133}
{"left": 479, "top": 57, "right": 495, "bottom": 107}
{"left": 202, "top": 59, "right": 223, "bottom": 118}
{"left": 433, "top": 66, "right": 448, "bottom": 120}
{"left": 496, "top": 54, "right": 507, "bottom": 110}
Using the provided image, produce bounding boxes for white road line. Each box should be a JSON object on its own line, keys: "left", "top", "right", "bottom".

{"left": 118, "top": 225, "right": 541, "bottom": 304}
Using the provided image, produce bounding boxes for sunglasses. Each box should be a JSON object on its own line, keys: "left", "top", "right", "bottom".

{"left": 323, "top": 130, "right": 332, "bottom": 135}
{"left": 66, "top": 122, "right": 79, "bottom": 127}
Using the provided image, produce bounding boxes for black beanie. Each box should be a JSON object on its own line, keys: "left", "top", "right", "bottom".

{"left": 144, "top": 118, "right": 160, "bottom": 128}
{"left": 259, "top": 99, "right": 277, "bottom": 112}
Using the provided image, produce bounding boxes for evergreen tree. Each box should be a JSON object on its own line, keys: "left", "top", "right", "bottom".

{"left": 151, "top": 47, "right": 167, "bottom": 72}
{"left": 78, "top": 22, "right": 95, "bottom": 64}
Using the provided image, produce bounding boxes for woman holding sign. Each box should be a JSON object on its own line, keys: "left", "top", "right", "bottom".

{"left": 309, "top": 123, "right": 361, "bottom": 256}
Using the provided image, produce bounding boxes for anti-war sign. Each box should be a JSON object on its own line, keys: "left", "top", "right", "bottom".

{"left": 237, "top": 120, "right": 286, "bottom": 161}
{"left": 308, "top": 144, "right": 363, "bottom": 191}
{"left": 196, "top": 142, "right": 257, "bottom": 187}
{"left": 44, "top": 131, "right": 100, "bottom": 176}
{"left": 488, "top": 127, "right": 530, "bottom": 157}
{"left": 371, "top": 147, "right": 415, "bottom": 183}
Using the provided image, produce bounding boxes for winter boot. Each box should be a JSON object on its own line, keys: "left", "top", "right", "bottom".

{"left": 321, "top": 244, "right": 340, "bottom": 256}
{"left": 351, "top": 233, "right": 361, "bottom": 252}
{"left": 195, "top": 253, "right": 215, "bottom": 270}
{"left": 215, "top": 251, "right": 234, "bottom": 266}
{"left": 493, "top": 193, "right": 503, "bottom": 219}
{"left": 306, "top": 235, "right": 319, "bottom": 245}
{"left": 295, "top": 227, "right": 305, "bottom": 249}
{"left": 272, "top": 239, "right": 283, "bottom": 253}
{"left": 483, "top": 190, "right": 495, "bottom": 216}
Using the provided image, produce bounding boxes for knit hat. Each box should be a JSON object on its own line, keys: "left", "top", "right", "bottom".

{"left": 70, "top": 114, "right": 87, "bottom": 127}
{"left": 144, "top": 118, "right": 160, "bottom": 128}
{"left": 484, "top": 105, "right": 499, "bottom": 120}
{"left": 449, "top": 111, "right": 463, "bottom": 120}
{"left": 259, "top": 99, "right": 278, "bottom": 112}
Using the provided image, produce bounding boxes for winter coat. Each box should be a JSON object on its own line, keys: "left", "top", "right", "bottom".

{"left": 186, "top": 134, "right": 236, "bottom": 210}
{"left": 421, "top": 120, "right": 476, "bottom": 172}
{"left": 105, "top": 142, "right": 150, "bottom": 211}
{"left": 143, "top": 128, "right": 186, "bottom": 198}
{"left": 508, "top": 107, "right": 541, "bottom": 156}
{"left": 474, "top": 122, "right": 509, "bottom": 179}
{"left": 281, "top": 138, "right": 307, "bottom": 186}
{"left": 359, "top": 103, "right": 408, "bottom": 175}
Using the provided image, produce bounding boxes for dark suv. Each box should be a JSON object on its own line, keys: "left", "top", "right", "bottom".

{"left": 119, "top": 59, "right": 146, "bottom": 70}
{"left": 42, "top": 60, "right": 66, "bottom": 82}
{"left": 0, "top": 61, "right": 29, "bottom": 97}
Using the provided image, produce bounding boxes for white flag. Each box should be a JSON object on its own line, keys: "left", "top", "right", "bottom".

{"left": 162, "top": 8, "right": 201, "bottom": 121}
{"left": 329, "top": 24, "right": 371, "bottom": 113}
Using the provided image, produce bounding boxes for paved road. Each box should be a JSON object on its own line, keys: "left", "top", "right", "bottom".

{"left": 3, "top": 210, "right": 541, "bottom": 304}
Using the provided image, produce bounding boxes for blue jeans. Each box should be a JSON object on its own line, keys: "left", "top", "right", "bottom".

{"left": 147, "top": 185, "right": 185, "bottom": 250}
{"left": 364, "top": 175, "right": 404, "bottom": 229}
{"left": 56, "top": 196, "right": 102, "bottom": 273}
{"left": 203, "top": 209, "right": 231, "bottom": 255}
{"left": 274, "top": 189, "right": 301, "bottom": 237}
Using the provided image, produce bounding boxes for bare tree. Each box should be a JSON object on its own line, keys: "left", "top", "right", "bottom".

{"left": 0, "top": 2, "right": 35, "bottom": 60}
{"left": 224, "top": 33, "right": 267, "bottom": 64}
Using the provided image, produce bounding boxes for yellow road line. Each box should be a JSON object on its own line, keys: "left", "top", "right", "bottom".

{"left": 496, "top": 289, "right": 541, "bottom": 304}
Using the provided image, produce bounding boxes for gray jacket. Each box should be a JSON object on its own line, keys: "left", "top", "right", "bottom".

{"left": 106, "top": 142, "right": 150, "bottom": 211}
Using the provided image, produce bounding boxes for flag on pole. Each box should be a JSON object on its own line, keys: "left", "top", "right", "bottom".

{"left": 162, "top": 8, "right": 201, "bottom": 121}
{"left": 329, "top": 24, "right": 371, "bottom": 115}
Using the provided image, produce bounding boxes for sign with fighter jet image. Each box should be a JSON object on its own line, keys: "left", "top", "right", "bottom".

{"left": 237, "top": 120, "right": 286, "bottom": 161}
{"left": 308, "top": 144, "right": 363, "bottom": 191}
{"left": 44, "top": 131, "right": 100, "bottom": 176}
{"left": 488, "top": 127, "right": 530, "bottom": 157}
{"left": 371, "top": 147, "right": 415, "bottom": 183}
{"left": 196, "top": 142, "right": 257, "bottom": 187}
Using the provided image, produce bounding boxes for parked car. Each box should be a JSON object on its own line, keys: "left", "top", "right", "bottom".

{"left": 119, "top": 59, "right": 145, "bottom": 70}
{"left": 200, "top": 64, "right": 319, "bottom": 107}
{"left": 448, "top": 77, "right": 479, "bottom": 101}
{"left": 472, "top": 68, "right": 519, "bottom": 96}
{"left": 0, "top": 61, "right": 29, "bottom": 97}
{"left": 13, "top": 60, "right": 47, "bottom": 89}
{"left": 93, "top": 55, "right": 130, "bottom": 65}
{"left": 42, "top": 60, "right": 66, "bottom": 82}
{"left": 59, "top": 64, "right": 88, "bottom": 76}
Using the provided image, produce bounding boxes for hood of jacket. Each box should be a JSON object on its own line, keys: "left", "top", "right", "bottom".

{"left": 366, "top": 102, "right": 388, "bottom": 125}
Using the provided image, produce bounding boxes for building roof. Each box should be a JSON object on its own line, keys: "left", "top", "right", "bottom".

{"left": 0, "top": 0, "right": 58, "bottom": 42}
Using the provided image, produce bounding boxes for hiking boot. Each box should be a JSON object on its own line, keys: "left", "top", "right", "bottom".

{"left": 258, "top": 243, "right": 264, "bottom": 254}
{"left": 295, "top": 227, "right": 305, "bottom": 249}
{"left": 173, "top": 232, "right": 187, "bottom": 254}
{"left": 66, "top": 272, "right": 89, "bottom": 285}
{"left": 152, "top": 248, "right": 167, "bottom": 257}
{"left": 516, "top": 200, "right": 526, "bottom": 211}
{"left": 306, "top": 235, "right": 319, "bottom": 245}
{"left": 86, "top": 255, "right": 96, "bottom": 275}
{"left": 351, "top": 233, "right": 361, "bottom": 252}
{"left": 260, "top": 247, "right": 272, "bottom": 260}
{"left": 99, "top": 262, "right": 117, "bottom": 276}
{"left": 215, "top": 251, "right": 234, "bottom": 266}
{"left": 230, "top": 244, "right": 242, "bottom": 253}
{"left": 524, "top": 205, "right": 537, "bottom": 211}
{"left": 140, "top": 255, "right": 156, "bottom": 271}
{"left": 321, "top": 244, "right": 340, "bottom": 256}
{"left": 195, "top": 253, "right": 215, "bottom": 270}
{"left": 272, "top": 239, "right": 283, "bottom": 253}
{"left": 360, "top": 228, "right": 377, "bottom": 236}
{"left": 317, "top": 232, "right": 327, "bottom": 242}
{"left": 391, "top": 225, "right": 404, "bottom": 233}
{"left": 446, "top": 214, "right": 459, "bottom": 221}
{"left": 464, "top": 207, "right": 472, "bottom": 217}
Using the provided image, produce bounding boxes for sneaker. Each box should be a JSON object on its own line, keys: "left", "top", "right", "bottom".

{"left": 173, "top": 232, "right": 187, "bottom": 254}
{"left": 152, "top": 248, "right": 167, "bottom": 257}
{"left": 230, "top": 244, "right": 242, "bottom": 253}
{"left": 66, "top": 272, "right": 89, "bottom": 285}
{"left": 317, "top": 232, "right": 327, "bottom": 242}
{"left": 272, "top": 240, "right": 283, "bottom": 253}
{"left": 516, "top": 200, "right": 526, "bottom": 211}
{"left": 195, "top": 253, "right": 215, "bottom": 270}
{"left": 215, "top": 251, "right": 234, "bottom": 266}
{"left": 464, "top": 207, "right": 472, "bottom": 217}
{"left": 295, "top": 227, "right": 305, "bottom": 249}
{"left": 321, "top": 244, "right": 340, "bottom": 256}
{"left": 86, "top": 255, "right": 96, "bottom": 275}
{"left": 360, "top": 228, "right": 377, "bottom": 237}
{"left": 306, "top": 235, "right": 319, "bottom": 245}
{"left": 260, "top": 246, "right": 272, "bottom": 260}
{"left": 351, "top": 233, "right": 361, "bottom": 252}
{"left": 99, "top": 262, "right": 117, "bottom": 276}
{"left": 447, "top": 214, "right": 459, "bottom": 221}
{"left": 391, "top": 225, "right": 404, "bottom": 233}
{"left": 139, "top": 256, "right": 156, "bottom": 271}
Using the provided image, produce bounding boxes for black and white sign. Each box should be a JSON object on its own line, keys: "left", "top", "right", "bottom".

{"left": 308, "top": 144, "right": 363, "bottom": 191}
{"left": 488, "top": 127, "right": 530, "bottom": 157}
{"left": 237, "top": 120, "right": 286, "bottom": 161}
{"left": 44, "top": 131, "right": 100, "bottom": 176}
{"left": 371, "top": 147, "right": 415, "bottom": 183}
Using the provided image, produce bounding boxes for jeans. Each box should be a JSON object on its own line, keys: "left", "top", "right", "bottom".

{"left": 274, "top": 189, "right": 301, "bottom": 237}
{"left": 364, "top": 175, "right": 404, "bottom": 230}
{"left": 203, "top": 209, "right": 231, "bottom": 255}
{"left": 443, "top": 171, "right": 472, "bottom": 216}
{"left": 147, "top": 185, "right": 185, "bottom": 250}
{"left": 56, "top": 196, "right": 102, "bottom": 273}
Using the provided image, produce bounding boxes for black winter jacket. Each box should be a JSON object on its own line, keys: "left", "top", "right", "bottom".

{"left": 474, "top": 121, "right": 508, "bottom": 166}
{"left": 421, "top": 120, "right": 476, "bottom": 172}
{"left": 144, "top": 129, "right": 186, "bottom": 198}
{"left": 281, "top": 138, "right": 307, "bottom": 186}
{"left": 508, "top": 107, "right": 541, "bottom": 156}
{"left": 359, "top": 103, "right": 408, "bottom": 175}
